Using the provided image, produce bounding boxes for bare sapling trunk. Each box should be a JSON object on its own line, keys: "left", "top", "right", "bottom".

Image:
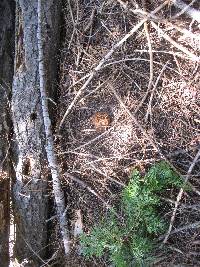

{"left": 37, "top": 0, "right": 70, "bottom": 255}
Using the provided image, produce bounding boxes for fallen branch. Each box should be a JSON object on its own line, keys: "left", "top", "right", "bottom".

{"left": 172, "top": 0, "right": 200, "bottom": 23}
{"left": 159, "top": 221, "right": 200, "bottom": 241}
{"left": 151, "top": 21, "right": 200, "bottom": 62}
{"left": 117, "top": 0, "right": 200, "bottom": 62}
{"left": 37, "top": 0, "right": 70, "bottom": 255}
{"left": 116, "top": 0, "right": 169, "bottom": 19}
{"left": 163, "top": 148, "right": 200, "bottom": 244}
{"left": 59, "top": 19, "right": 146, "bottom": 129}
{"left": 137, "top": 0, "right": 154, "bottom": 115}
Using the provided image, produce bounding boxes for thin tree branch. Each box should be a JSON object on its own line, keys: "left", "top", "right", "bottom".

{"left": 135, "top": 0, "right": 154, "bottom": 115}
{"left": 151, "top": 21, "right": 200, "bottom": 62}
{"left": 116, "top": 0, "right": 170, "bottom": 20}
{"left": 159, "top": 221, "right": 200, "bottom": 241}
{"left": 163, "top": 148, "right": 200, "bottom": 244}
{"left": 145, "top": 61, "right": 169, "bottom": 121}
{"left": 172, "top": 0, "right": 200, "bottom": 23}
{"left": 37, "top": 0, "right": 70, "bottom": 255}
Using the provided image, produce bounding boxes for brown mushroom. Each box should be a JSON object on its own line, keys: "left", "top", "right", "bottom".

{"left": 91, "top": 112, "right": 111, "bottom": 132}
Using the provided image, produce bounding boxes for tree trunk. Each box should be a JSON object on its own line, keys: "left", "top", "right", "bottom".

{"left": 0, "top": 0, "right": 15, "bottom": 266}
{"left": 12, "top": 0, "right": 61, "bottom": 265}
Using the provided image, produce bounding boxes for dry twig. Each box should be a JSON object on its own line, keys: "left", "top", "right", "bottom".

{"left": 116, "top": 0, "right": 170, "bottom": 20}
{"left": 145, "top": 61, "right": 169, "bottom": 121}
{"left": 163, "top": 148, "right": 200, "bottom": 244}
{"left": 151, "top": 21, "right": 200, "bottom": 62}
{"left": 133, "top": 0, "right": 154, "bottom": 114}
{"left": 159, "top": 221, "right": 200, "bottom": 241}
{"left": 37, "top": 0, "right": 70, "bottom": 255}
{"left": 172, "top": 0, "right": 200, "bottom": 23}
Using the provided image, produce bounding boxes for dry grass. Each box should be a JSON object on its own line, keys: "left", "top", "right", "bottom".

{"left": 56, "top": 0, "right": 200, "bottom": 265}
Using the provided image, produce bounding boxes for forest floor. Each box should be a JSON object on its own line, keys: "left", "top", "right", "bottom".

{"left": 56, "top": 0, "right": 200, "bottom": 266}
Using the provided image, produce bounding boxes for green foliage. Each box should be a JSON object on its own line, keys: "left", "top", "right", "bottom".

{"left": 80, "top": 161, "right": 186, "bottom": 267}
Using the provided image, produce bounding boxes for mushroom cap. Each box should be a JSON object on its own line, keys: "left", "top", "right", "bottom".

{"left": 91, "top": 111, "right": 111, "bottom": 131}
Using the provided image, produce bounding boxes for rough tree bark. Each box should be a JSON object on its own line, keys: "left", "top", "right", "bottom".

{"left": 12, "top": 0, "right": 61, "bottom": 265}
{"left": 0, "top": 1, "right": 15, "bottom": 266}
